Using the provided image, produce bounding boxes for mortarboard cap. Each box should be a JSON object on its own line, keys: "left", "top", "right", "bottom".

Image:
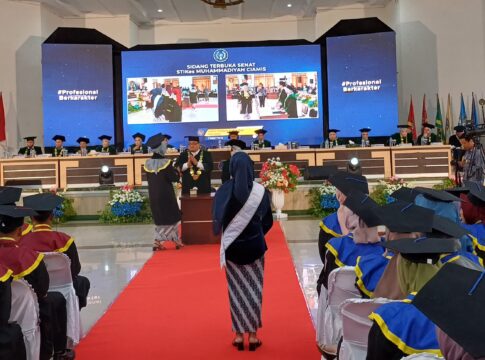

{"left": 422, "top": 123, "right": 435, "bottom": 129}
{"left": 161, "top": 134, "right": 172, "bottom": 141}
{"left": 76, "top": 137, "right": 90, "bottom": 144}
{"left": 225, "top": 139, "right": 246, "bottom": 150}
{"left": 412, "top": 263, "right": 485, "bottom": 359}
{"left": 146, "top": 133, "right": 164, "bottom": 149}
{"left": 443, "top": 187, "right": 468, "bottom": 198}
{"left": 52, "top": 135, "right": 66, "bottom": 142}
{"left": 98, "top": 135, "right": 112, "bottom": 141}
{"left": 328, "top": 129, "right": 340, "bottom": 134}
{"left": 397, "top": 124, "right": 412, "bottom": 129}
{"left": 464, "top": 181, "right": 485, "bottom": 206}
{"left": 328, "top": 171, "right": 369, "bottom": 196}
{"left": 453, "top": 125, "right": 466, "bottom": 132}
{"left": 132, "top": 133, "right": 146, "bottom": 141}
{"left": 0, "top": 205, "right": 37, "bottom": 233}
{"left": 255, "top": 129, "right": 267, "bottom": 135}
{"left": 343, "top": 191, "right": 382, "bottom": 227}
{"left": 376, "top": 201, "right": 434, "bottom": 233}
{"left": 23, "top": 136, "right": 36, "bottom": 141}
{"left": 0, "top": 187, "right": 22, "bottom": 205}
{"left": 414, "top": 187, "right": 461, "bottom": 203}
{"left": 23, "top": 193, "right": 63, "bottom": 212}
{"left": 383, "top": 236, "right": 461, "bottom": 263}
{"left": 431, "top": 214, "right": 468, "bottom": 238}
{"left": 359, "top": 128, "right": 371, "bottom": 133}
{"left": 185, "top": 136, "right": 200, "bottom": 142}
{"left": 390, "top": 187, "right": 421, "bottom": 203}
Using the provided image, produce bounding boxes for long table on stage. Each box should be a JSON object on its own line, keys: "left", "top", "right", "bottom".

{"left": 0, "top": 145, "right": 452, "bottom": 188}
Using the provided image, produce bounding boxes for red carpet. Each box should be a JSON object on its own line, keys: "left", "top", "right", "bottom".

{"left": 76, "top": 223, "right": 319, "bottom": 359}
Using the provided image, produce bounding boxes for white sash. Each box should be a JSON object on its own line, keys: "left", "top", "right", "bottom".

{"left": 220, "top": 182, "right": 265, "bottom": 268}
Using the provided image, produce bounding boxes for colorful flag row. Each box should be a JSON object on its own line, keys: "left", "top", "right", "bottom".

{"left": 407, "top": 93, "right": 483, "bottom": 144}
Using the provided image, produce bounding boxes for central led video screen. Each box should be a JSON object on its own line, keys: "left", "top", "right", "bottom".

{"left": 121, "top": 45, "right": 323, "bottom": 147}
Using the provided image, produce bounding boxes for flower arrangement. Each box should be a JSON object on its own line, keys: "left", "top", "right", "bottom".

{"left": 259, "top": 157, "right": 300, "bottom": 193}
{"left": 370, "top": 176, "right": 409, "bottom": 205}
{"left": 99, "top": 185, "right": 152, "bottom": 223}
{"left": 308, "top": 183, "right": 339, "bottom": 218}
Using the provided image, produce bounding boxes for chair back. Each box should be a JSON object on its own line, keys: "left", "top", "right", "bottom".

{"left": 43, "top": 252, "right": 73, "bottom": 287}
{"left": 327, "top": 266, "right": 361, "bottom": 306}
{"left": 9, "top": 279, "right": 40, "bottom": 360}
{"left": 43, "top": 252, "right": 81, "bottom": 345}
{"left": 338, "top": 298, "right": 393, "bottom": 360}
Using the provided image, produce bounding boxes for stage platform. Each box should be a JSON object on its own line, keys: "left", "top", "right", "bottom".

{"left": 0, "top": 145, "right": 451, "bottom": 189}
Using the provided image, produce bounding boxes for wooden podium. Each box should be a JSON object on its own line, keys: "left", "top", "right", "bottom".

{"left": 180, "top": 194, "right": 221, "bottom": 245}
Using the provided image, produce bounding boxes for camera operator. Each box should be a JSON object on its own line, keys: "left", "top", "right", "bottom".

{"left": 459, "top": 133, "right": 485, "bottom": 184}
{"left": 449, "top": 125, "right": 466, "bottom": 185}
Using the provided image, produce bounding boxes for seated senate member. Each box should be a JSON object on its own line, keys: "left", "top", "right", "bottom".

{"left": 51, "top": 135, "right": 66, "bottom": 157}
{"left": 130, "top": 132, "right": 148, "bottom": 154}
{"left": 359, "top": 127, "right": 371, "bottom": 147}
{"left": 76, "top": 136, "right": 90, "bottom": 156}
{"left": 253, "top": 129, "right": 271, "bottom": 149}
{"left": 21, "top": 192, "right": 90, "bottom": 309}
{"left": 96, "top": 135, "right": 117, "bottom": 155}
{"left": 321, "top": 129, "right": 340, "bottom": 148}
{"left": 175, "top": 136, "right": 213, "bottom": 195}
{"left": 18, "top": 136, "right": 43, "bottom": 156}
{"left": 416, "top": 123, "right": 438, "bottom": 145}
{"left": 391, "top": 124, "right": 413, "bottom": 145}
{"left": 224, "top": 130, "right": 240, "bottom": 146}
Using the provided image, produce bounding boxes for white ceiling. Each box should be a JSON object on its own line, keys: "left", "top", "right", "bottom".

{"left": 12, "top": 0, "right": 391, "bottom": 25}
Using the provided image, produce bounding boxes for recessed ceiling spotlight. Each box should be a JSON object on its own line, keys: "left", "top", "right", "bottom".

{"left": 287, "top": 3, "right": 292, "bottom": 7}
{"left": 157, "top": 9, "right": 163, "bottom": 13}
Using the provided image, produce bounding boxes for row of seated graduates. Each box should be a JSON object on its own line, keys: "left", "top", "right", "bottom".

{"left": 315, "top": 170, "right": 485, "bottom": 360}
{"left": 0, "top": 188, "right": 90, "bottom": 360}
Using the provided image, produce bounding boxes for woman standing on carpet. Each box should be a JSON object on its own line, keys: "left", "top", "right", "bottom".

{"left": 144, "top": 133, "right": 183, "bottom": 250}
{"left": 213, "top": 152, "right": 273, "bottom": 351}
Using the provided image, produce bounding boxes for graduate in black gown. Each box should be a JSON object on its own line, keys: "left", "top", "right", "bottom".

{"left": 21, "top": 193, "right": 91, "bottom": 309}
{"left": 145, "top": 134, "right": 182, "bottom": 251}
{"left": 18, "top": 136, "right": 43, "bottom": 156}
{"left": 175, "top": 136, "right": 213, "bottom": 194}
{"left": 0, "top": 205, "right": 70, "bottom": 360}
{"left": 96, "top": 135, "right": 117, "bottom": 155}
{"left": 130, "top": 133, "right": 148, "bottom": 154}
{"left": 0, "top": 263, "right": 26, "bottom": 360}
{"left": 221, "top": 140, "right": 247, "bottom": 184}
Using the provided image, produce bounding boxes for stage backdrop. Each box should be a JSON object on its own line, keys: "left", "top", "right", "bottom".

{"left": 121, "top": 45, "right": 323, "bottom": 147}
{"left": 42, "top": 44, "right": 115, "bottom": 147}
{"left": 327, "top": 32, "right": 398, "bottom": 138}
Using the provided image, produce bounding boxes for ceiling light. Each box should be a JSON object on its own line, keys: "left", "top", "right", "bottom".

{"left": 157, "top": 9, "right": 163, "bottom": 13}
{"left": 287, "top": 3, "right": 292, "bottom": 7}
{"left": 201, "top": 0, "right": 244, "bottom": 9}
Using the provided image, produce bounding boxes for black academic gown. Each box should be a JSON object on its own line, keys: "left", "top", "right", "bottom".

{"left": 253, "top": 140, "right": 271, "bottom": 149}
{"left": 284, "top": 95, "right": 298, "bottom": 118}
{"left": 449, "top": 134, "right": 462, "bottom": 148}
{"left": 176, "top": 150, "right": 213, "bottom": 194}
{"left": 145, "top": 156, "right": 181, "bottom": 226}
{"left": 51, "top": 147, "right": 65, "bottom": 157}
{"left": 416, "top": 133, "right": 438, "bottom": 145}
{"left": 18, "top": 146, "right": 42, "bottom": 156}
{"left": 221, "top": 159, "right": 230, "bottom": 184}
{"left": 96, "top": 146, "right": 117, "bottom": 155}
{"left": 391, "top": 132, "right": 413, "bottom": 145}
{"left": 130, "top": 144, "right": 148, "bottom": 154}
{"left": 162, "top": 98, "right": 182, "bottom": 122}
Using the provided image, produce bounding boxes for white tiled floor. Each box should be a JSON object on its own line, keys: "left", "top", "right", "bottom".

{"left": 57, "top": 217, "right": 321, "bottom": 337}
